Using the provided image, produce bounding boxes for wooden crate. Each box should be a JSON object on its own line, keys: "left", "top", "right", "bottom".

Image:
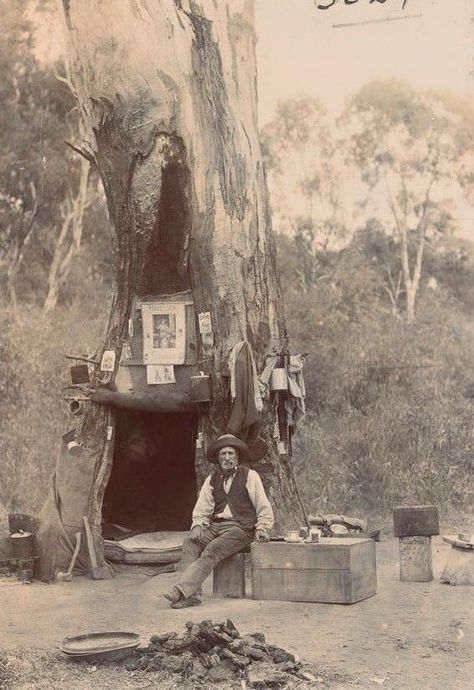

{"left": 251, "top": 538, "right": 376, "bottom": 604}
{"left": 213, "top": 552, "right": 246, "bottom": 598}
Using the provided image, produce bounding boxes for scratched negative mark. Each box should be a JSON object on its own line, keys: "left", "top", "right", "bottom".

{"left": 333, "top": 13, "right": 422, "bottom": 29}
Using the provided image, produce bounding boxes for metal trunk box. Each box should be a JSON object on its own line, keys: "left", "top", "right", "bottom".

{"left": 251, "top": 538, "right": 376, "bottom": 604}
{"left": 393, "top": 505, "right": 439, "bottom": 537}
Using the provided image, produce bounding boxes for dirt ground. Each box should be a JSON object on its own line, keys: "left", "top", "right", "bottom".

{"left": 0, "top": 536, "right": 472, "bottom": 689}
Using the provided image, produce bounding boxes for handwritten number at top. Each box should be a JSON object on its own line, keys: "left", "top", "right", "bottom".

{"left": 316, "top": 0, "right": 409, "bottom": 10}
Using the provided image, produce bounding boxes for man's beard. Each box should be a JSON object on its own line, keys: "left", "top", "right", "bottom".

{"left": 221, "top": 465, "right": 237, "bottom": 479}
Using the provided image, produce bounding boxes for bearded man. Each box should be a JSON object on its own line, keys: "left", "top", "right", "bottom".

{"left": 164, "top": 434, "right": 274, "bottom": 608}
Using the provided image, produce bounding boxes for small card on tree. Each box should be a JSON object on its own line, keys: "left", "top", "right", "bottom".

{"left": 100, "top": 350, "right": 116, "bottom": 372}
{"left": 198, "top": 311, "right": 212, "bottom": 334}
{"left": 146, "top": 364, "right": 176, "bottom": 385}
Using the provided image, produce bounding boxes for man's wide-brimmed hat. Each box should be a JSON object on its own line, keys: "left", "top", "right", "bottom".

{"left": 206, "top": 434, "right": 252, "bottom": 463}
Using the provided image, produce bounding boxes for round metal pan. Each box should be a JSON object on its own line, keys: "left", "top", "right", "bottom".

{"left": 60, "top": 632, "right": 139, "bottom": 661}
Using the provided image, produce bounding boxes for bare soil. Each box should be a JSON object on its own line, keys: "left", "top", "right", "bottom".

{"left": 0, "top": 537, "right": 472, "bottom": 689}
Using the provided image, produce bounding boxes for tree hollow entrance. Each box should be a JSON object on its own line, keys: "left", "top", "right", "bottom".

{"left": 103, "top": 408, "right": 197, "bottom": 535}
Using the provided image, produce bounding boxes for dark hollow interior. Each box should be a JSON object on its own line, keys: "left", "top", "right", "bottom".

{"left": 140, "top": 156, "right": 191, "bottom": 296}
{"left": 102, "top": 408, "right": 197, "bottom": 533}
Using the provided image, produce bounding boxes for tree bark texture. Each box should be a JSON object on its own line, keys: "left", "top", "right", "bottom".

{"left": 39, "top": 0, "right": 306, "bottom": 577}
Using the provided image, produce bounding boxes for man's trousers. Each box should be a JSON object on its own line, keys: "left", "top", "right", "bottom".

{"left": 175, "top": 521, "right": 254, "bottom": 599}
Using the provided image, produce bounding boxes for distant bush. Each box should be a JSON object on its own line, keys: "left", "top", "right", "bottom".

{"left": 278, "top": 234, "right": 474, "bottom": 520}
{"left": 0, "top": 289, "right": 111, "bottom": 514}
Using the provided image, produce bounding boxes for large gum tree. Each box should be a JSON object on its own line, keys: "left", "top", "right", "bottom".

{"left": 38, "top": 0, "right": 306, "bottom": 577}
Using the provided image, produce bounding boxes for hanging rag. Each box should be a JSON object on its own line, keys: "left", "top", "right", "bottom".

{"left": 227, "top": 341, "right": 263, "bottom": 440}
{"left": 285, "top": 354, "right": 306, "bottom": 429}
{"left": 258, "top": 355, "right": 278, "bottom": 398}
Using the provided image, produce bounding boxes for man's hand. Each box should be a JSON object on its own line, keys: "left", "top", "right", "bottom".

{"left": 255, "top": 528, "right": 270, "bottom": 543}
{"left": 190, "top": 525, "right": 204, "bottom": 543}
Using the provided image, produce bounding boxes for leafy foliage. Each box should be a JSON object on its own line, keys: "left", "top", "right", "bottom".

{"left": 261, "top": 97, "right": 349, "bottom": 266}
{"left": 342, "top": 79, "right": 474, "bottom": 320}
{"left": 277, "top": 230, "right": 474, "bottom": 518}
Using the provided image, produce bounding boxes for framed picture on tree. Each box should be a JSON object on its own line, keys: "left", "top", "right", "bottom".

{"left": 141, "top": 302, "right": 186, "bottom": 365}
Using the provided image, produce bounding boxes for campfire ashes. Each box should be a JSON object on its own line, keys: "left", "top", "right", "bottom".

{"left": 123, "top": 619, "right": 318, "bottom": 687}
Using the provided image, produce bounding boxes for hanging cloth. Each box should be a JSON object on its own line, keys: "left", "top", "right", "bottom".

{"left": 227, "top": 341, "right": 263, "bottom": 440}
{"left": 258, "top": 355, "right": 278, "bottom": 398}
{"left": 285, "top": 355, "right": 306, "bottom": 429}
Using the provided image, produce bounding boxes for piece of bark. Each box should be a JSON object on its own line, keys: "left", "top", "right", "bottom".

{"left": 249, "top": 632, "right": 266, "bottom": 644}
{"left": 161, "top": 655, "right": 187, "bottom": 673}
{"left": 209, "top": 653, "right": 221, "bottom": 668}
{"left": 206, "top": 659, "right": 237, "bottom": 683}
{"left": 163, "top": 635, "right": 197, "bottom": 654}
{"left": 138, "top": 657, "right": 150, "bottom": 670}
{"left": 242, "top": 635, "right": 267, "bottom": 650}
{"left": 198, "top": 627, "right": 232, "bottom": 647}
{"left": 220, "top": 648, "right": 251, "bottom": 668}
{"left": 150, "top": 632, "right": 176, "bottom": 644}
{"left": 198, "top": 653, "right": 212, "bottom": 669}
{"left": 247, "top": 662, "right": 289, "bottom": 688}
{"left": 125, "top": 658, "right": 140, "bottom": 671}
{"left": 146, "top": 655, "right": 165, "bottom": 672}
{"left": 271, "top": 649, "right": 296, "bottom": 664}
{"left": 191, "top": 659, "right": 209, "bottom": 679}
{"left": 246, "top": 646, "right": 267, "bottom": 661}
{"left": 276, "top": 660, "right": 301, "bottom": 673}
{"left": 225, "top": 618, "right": 240, "bottom": 635}
{"left": 228, "top": 638, "right": 247, "bottom": 653}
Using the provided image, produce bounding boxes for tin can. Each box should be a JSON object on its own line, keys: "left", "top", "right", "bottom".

{"left": 189, "top": 373, "right": 212, "bottom": 402}
{"left": 10, "top": 531, "right": 35, "bottom": 558}
{"left": 270, "top": 368, "right": 288, "bottom": 391}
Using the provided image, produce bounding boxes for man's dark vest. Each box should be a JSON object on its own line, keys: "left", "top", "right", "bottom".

{"left": 210, "top": 465, "right": 257, "bottom": 531}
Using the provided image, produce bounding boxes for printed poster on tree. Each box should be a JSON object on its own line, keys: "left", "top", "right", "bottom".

{"left": 141, "top": 302, "right": 186, "bottom": 365}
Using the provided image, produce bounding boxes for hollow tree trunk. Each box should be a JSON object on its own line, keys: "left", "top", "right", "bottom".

{"left": 40, "top": 0, "right": 306, "bottom": 574}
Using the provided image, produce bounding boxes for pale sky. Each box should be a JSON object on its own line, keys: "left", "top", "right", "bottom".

{"left": 33, "top": 0, "right": 473, "bottom": 236}
{"left": 255, "top": 0, "right": 473, "bottom": 123}
{"left": 36, "top": 1, "right": 473, "bottom": 122}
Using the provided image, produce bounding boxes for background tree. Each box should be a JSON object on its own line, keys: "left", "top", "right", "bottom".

{"left": 0, "top": 0, "right": 94, "bottom": 310}
{"left": 42, "top": 64, "right": 94, "bottom": 313}
{"left": 343, "top": 79, "right": 474, "bottom": 322}
{"left": 261, "top": 98, "right": 350, "bottom": 286}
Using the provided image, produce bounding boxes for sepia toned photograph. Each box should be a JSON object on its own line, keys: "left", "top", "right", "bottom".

{"left": 152, "top": 315, "right": 176, "bottom": 350}
{"left": 0, "top": 1, "right": 473, "bottom": 689}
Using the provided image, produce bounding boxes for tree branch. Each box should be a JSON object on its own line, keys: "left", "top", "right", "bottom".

{"left": 65, "top": 140, "right": 96, "bottom": 166}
